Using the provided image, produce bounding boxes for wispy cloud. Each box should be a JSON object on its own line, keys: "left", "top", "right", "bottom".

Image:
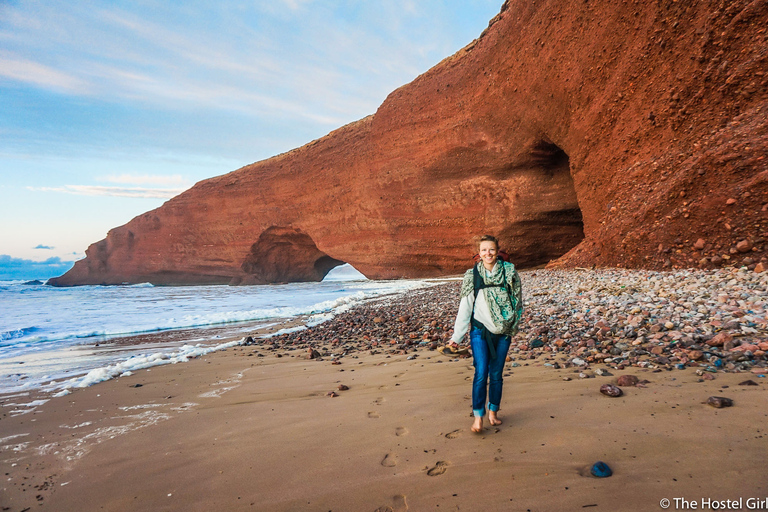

{"left": 99, "top": 174, "right": 189, "bottom": 186}
{"left": 28, "top": 185, "right": 186, "bottom": 199}
{"left": 34, "top": 244, "right": 54, "bottom": 250}
{"left": 0, "top": 52, "right": 88, "bottom": 93}
{"left": 0, "top": 1, "right": 478, "bottom": 127}
{"left": 280, "top": 0, "right": 315, "bottom": 11}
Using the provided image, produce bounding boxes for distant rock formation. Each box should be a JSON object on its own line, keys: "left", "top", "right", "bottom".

{"left": 50, "top": 0, "right": 768, "bottom": 286}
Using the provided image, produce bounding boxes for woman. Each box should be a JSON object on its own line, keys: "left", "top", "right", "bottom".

{"left": 448, "top": 235, "right": 524, "bottom": 433}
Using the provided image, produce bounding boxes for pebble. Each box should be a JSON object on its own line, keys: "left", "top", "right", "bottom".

{"left": 256, "top": 267, "right": 767, "bottom": 377}
{"left": 616, "top": 375, "right": 639, "bottom": 387}
{"left": 706, "top": 396, "right": 733, "bottom": 408}
{"left": 590, "top": 461, "right": 613, "bottom": 478}
{"left": 600, "top": 384, "right": 623, "bottom": 397}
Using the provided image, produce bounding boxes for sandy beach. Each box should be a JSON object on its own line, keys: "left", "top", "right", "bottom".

{"left": 2, "top": 269, "right": 767, "bottom": 511}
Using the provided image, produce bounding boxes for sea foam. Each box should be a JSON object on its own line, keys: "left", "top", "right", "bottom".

{"left": 48, "top": 339, "right": 243, "bottom": 393}
{"left": 1, "top": 267, "right": 439, "bottom": 394}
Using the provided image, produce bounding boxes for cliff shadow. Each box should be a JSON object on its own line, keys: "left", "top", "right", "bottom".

{"left": 502, "top": 139, "right": 584, "bottom": 267}
{"left": 424, "top": 137, "right": 584, "bottom": 269}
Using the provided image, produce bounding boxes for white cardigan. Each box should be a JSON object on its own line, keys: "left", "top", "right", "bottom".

{"left": 450, "top": 263, "right": 505, "bottom": 343}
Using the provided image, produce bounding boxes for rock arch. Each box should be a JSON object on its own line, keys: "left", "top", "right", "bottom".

{"left": 50, "top": 0, "right": 768, "bottom": 286}
{"left": 236, "top": 227, "right": 345, "bottom": 285}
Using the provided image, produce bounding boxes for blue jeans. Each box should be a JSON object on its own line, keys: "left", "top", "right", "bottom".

{"left": 470, "top": 327, "right": 511, "bottom": 417}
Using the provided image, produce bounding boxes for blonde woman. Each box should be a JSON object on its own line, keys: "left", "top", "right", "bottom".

{"left": 448, "top": 235, "right": 523, "bottom": 433}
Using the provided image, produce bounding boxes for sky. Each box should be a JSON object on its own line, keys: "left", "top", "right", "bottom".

{"left": 0, "top": 0, "right": 503, "bottom": 278}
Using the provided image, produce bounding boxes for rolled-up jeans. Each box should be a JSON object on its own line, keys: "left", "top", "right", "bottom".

{"left": 470, "top": 327, "right": 511, "bottom": 417}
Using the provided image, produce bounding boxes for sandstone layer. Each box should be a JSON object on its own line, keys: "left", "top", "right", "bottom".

{"left": 50, "top": 0, "right": 768, "bottom": 286}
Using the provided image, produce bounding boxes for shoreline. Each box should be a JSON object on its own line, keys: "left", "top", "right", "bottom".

{"left": 0, "top": 316, "right": 305, "bottom": 398}
{"left": 0, "top": 275, "right": 453, "bottom": 396}
{"left": 1, "top": 268, "right": 766, "bottom": 511}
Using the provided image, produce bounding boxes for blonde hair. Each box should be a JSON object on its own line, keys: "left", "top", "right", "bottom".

{"left": 478, "top": 234, "right": 499, "bottom": 249}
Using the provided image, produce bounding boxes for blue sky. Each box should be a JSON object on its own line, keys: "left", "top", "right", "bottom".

{"left": 0, "top": 0, "right": 502, "bottom": 275}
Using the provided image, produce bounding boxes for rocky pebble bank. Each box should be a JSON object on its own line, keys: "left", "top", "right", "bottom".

{"left": 248, "top": 267, "right": 768, "bottom": 375}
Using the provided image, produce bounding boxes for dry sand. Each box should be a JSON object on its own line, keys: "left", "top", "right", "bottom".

{"left": 2, "top": 335, "right": 767, "bottom": 511}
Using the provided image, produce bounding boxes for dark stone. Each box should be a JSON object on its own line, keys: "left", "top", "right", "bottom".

{"left": 616, "top": 375, "right": 639, "bottom": 387}
{"left": 600, "top": 384, "right": 623, "bottom": 397}
{"left": 590, "top": 461, "right": 613, "bottom": 478}
{"left": 706, "top": 396, "right": 734, "bottom": 408}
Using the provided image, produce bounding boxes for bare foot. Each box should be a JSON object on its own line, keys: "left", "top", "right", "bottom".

{"left": 488, "top": 411, "right": 502, "bottom": 426}
{"left": 471, "top": 416, "right": 483, "bottom": 433}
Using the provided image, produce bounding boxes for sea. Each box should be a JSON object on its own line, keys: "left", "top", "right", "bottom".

{"left": 0, "top": 264, "right": 439, "bottom": 396}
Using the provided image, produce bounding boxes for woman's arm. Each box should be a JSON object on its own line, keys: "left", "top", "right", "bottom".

{"left": 450, "top": 268, "right": 476, "bottom": 343}
{"left": 450, "top": 293, "right": 474, "bottom": 344}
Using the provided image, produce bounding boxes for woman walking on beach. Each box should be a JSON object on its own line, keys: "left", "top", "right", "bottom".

{"left": 448, "top": 235, "right": 523, "bottom": 433}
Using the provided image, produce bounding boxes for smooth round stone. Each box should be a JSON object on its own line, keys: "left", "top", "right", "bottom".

{"left": 590, "top": 461, "right": 613, "bottom": 478}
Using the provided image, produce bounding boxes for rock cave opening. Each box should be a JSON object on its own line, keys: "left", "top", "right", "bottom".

{"left": 322, "top": 263, "right": 367, "bottom": 281}
{"left": 503, "top": 139, "right": 584, "bottom": 268}
{"left": 529, "top": 139, "right": 570, "bottom": 173}
{"left": 240, "top": 227, "right": 345, "bottom": 284}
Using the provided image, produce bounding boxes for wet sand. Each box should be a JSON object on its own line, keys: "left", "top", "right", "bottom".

{"left": 2, "top": 271, "right": 767, "bottom": 511}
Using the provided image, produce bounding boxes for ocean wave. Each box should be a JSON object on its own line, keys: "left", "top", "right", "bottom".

{"left": 0, "top": 277, "right": 441, "bottom": 394}
{"left": 48, "top": 339, "right": 244, "bottom": 393}
{"left": 0, "top": 277, "right": 438, "bottom": 361}
{"left": 0, "top": 326, "right": 41, "bottom": 344}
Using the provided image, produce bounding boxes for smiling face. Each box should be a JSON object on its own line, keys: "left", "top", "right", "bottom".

{"left": 478, "top": 240, "right": 498, "bottom": 270}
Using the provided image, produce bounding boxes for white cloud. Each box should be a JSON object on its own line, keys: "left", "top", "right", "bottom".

{"left": 280, "top": 0, "right": 314, "bottom": 11}
{"left": 100, "top": 174, "right": 189, "bottom": 186}
{"left": 0, "top": 52, "right": 88, "bottom": 93}
{"left": 28, "top": 185, "right": 186, "bottom": 199}
{"left": 0, "top": 2, "right": 448, "bottom": 126}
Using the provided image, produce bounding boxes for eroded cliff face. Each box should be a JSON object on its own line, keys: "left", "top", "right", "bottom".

{"left": 50, "top": 0, "right": 768, "bottom": 286}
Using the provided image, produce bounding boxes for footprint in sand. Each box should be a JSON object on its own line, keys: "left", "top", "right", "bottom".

{"left": 381, "top": 453, "right": 398, "bottom": 467}
{"left": 372, "top": 397, "right": 386, "bottom": 405}
{"left": 374, "top": 494, "right": 408, "bottom": 512}
{"left": 368, "top": 411, "right": 380, "bottom": 419}
{"left": 444, "top": 429, "right": 462, "bottom": 439}
{"left": 427, "top": 461, "right": 450, "bottom": 476}
{"left": 395, "top": 427, "right": 408, "bottom": 437}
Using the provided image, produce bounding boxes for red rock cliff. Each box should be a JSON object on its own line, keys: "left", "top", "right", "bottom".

{"left": 50, "top": 0, "right": 768, "bottom": 286}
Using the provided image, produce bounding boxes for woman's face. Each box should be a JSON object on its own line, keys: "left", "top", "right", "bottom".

{"left": 478, "top": 240, "right": 498, "bottom": 269}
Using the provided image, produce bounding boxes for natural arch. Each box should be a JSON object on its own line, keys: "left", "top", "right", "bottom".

{"left": 237, "top": 227, "right": 345, "bottom": 285}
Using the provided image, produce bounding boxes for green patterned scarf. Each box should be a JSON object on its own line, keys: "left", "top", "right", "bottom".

{"left": 460, "top": 260, "right": 524, "bottom": 336}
